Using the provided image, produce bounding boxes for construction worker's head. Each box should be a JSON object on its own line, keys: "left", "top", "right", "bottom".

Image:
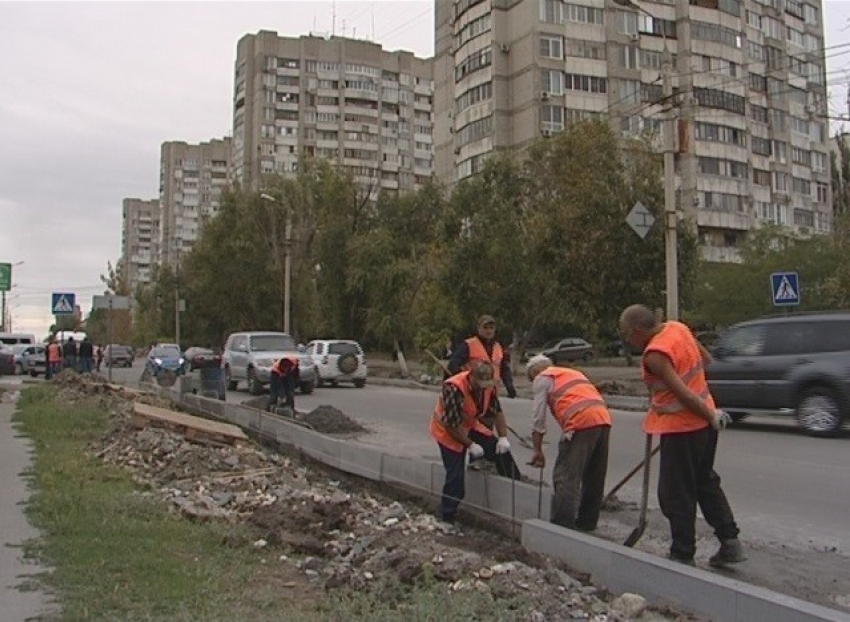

{"left": 619, "top": 304, "right": 659, "bottom": 351}
{"left": 477, "top": 315, "right": 496, "bottom": 339}
{"left": 470, "top": 361, "right": 495, "bottom": 389}
{"left": 526, "top": 355, "right": 553, "bottom": 381}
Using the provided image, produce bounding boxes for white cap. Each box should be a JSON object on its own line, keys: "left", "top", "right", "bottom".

{"left": 527, "top": 354, "right": 553, "bottom": 371}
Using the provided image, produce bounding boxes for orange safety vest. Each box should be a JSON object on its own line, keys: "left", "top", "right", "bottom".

{"left": 539, "top": 367, "right": 611, "bottom": 432}
{"left": 271, "top": 355, "right": 299, "bottom": 376}
{"left": 430, "top": 371, "right": 495, "bottom": 453}
{"left": 641, "top": 321, "right": 712, "bottom": 435}
{"left": 464, "top": 337, "right": 504, "bottom": 384}
{"left": 47, "top": 343, "right": 61, "bottom": 363}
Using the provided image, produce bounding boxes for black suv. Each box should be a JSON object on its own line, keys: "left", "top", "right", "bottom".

{"left": 706, "top": 312, "right": 850, "bottom": 437}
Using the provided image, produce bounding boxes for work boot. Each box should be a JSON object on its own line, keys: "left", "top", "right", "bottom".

{"left": 667, "top": 553, "right": 696, "bottom": 567}
{"left": 709, "top": 539, "right": 747, "bottom": 567}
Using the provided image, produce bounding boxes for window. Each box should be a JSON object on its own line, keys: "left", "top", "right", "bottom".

{"left": 540, "top": 34, "right": 563, "bottom": 59}
{"left": 752, "top": 136, "right": 771, "bottom": 155}
{"left": 541, "top": 104, "right": 564, "bottom": 132}
{"left": 455, "top": 81, "right": 492, "bottom": 113}
{"left": 692, "top": 21, "right": 742, "bottom": 48}
{"left": 617, "top": 46, "right": 639, "bottom": 70}
{"left": 772, "top": 140, "right": 787, "bottom": 163}
{"left": 564, "top": 2, "right": 604, "bottom": 24}
{"left": 753, "top": 169, "right": 771, "bottom": 186}
{"left": 750, "top": 104, "right": 768, "bottom": 124}
{"left": 812, "top": 152, "right": 827, "bottom": 174}
{"left": 792, "top": 177, "right": 811, "bottom": 196}
{"left": 618, "top": 80, "right": 640, "bottom": 105}
{"left": 787, "top": 27, "right": 805, "bottom": 48}
{"left": 542, "top": 69, "right": 564, "bottom": 95}
{"left": 564, "top": 73, "right": 607, "bottom": 93}
{"left": 791, "top": 147, "right": 810, "bottom": 166}
{"left": 747, "top": 41, "right": 765, "bottom": 61}
{"left": 455, "top": 12, "right": 491, "bottom": 47}
{"left": 749, "top": 73, "right": 767, "bottom": 92}
{"left": 803, "top": 3, "right": 819, "bottom": 25}
{"left": 617, "top": 11, "right": 637, "bottom": 35}
{"left": 698, "top": 157, "right": 748, "bottom": 178}
{"left": 772, "top": 171, "right": 787, "bottom": 192}
{"left": 455, "top": 115, "right": 493, "bottom": 146}
{"left": 694, "top": 87, "right": 745, "bottom": 115}
{"left": 747, "top": 10, "right": 762, "bottom": 29}
{"left": 815, "top": 182, "right": 828, "bottom": 204}
{"left": 762, "top": 16, "right": 782, "bottom": 39}
{"left": 718, "top": 325, "right": 766, "bottom": 357}
{"left": 793, "top": 208, "right": 814, "bottom": 227}
{"left": 701, "top": 191, "right": 744, "bottom": 212}
{"left": 790, "top": 116, "right": 809, "bottom": 135}
{"left": 565, "top": 39, "right": 606, "bottom": 60}
{"left": 455, "top": 48, "right": 492, "bottom": 82}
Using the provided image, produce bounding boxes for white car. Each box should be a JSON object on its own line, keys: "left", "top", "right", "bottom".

{"left": 307, "top": 340, "right": 367, "bottom": 388}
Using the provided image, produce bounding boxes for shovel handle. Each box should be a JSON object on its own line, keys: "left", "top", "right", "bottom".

{"left": 603, "top": 444, "right": 661, "bottom": 505}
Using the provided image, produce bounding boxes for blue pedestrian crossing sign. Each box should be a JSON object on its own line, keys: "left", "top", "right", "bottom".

{"left": 52, "top": 292, "right": 76, "bottom": 315}
{"left": 770, "top": 272, "right": 800, "bottom": 307}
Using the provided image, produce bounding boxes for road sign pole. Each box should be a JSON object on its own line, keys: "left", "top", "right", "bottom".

{"left": 1, "top": 291, "right": 5, "bottom": 332}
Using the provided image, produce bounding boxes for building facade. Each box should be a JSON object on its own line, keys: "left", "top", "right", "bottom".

{"left": 231, "top": 32, "right": 434, "bottom": 194}
{"left": 121, "top": 198, "right": 160, "bottom": 292}
{"left": 434, "top": 0, "right": 831, "bottom": 261}
{"left": 158, "top": 138, "right": 232, "bottom": 266}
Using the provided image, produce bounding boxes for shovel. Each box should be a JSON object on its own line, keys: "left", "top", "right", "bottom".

{"left": 624, "top": 433, "right": 654, "bottom": 548}
{"left": 603, "top": 444, "right": 661, "bottom": 507}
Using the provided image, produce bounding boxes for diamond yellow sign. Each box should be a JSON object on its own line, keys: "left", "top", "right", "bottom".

{"left": 0, "top": 263, "right": 11, "bottom": 292}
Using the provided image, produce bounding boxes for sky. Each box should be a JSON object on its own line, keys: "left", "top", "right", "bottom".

{"left": 1, "top": 0, "right": 848, "bottom": 341}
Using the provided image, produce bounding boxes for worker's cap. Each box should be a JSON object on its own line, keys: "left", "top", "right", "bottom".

{"left": 470, "top": 362, "right": 496, "bottom": 388}
{"left": 477, "top": 314, "right": 496, "bottom": 327}
{"left": 527, "top": 354, "right": 553, "bottom": 372}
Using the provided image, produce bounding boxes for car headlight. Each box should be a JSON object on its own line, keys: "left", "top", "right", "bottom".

{"left": 154, "top": 358, "right": 162, "bottom": 365}
{"left": 178, "top": 358, "right": 185, "bottom": 365}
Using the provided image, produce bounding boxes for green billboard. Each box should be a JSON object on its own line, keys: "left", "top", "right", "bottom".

{"left": 0, "top": 263, "right": 11, "bottom": 292}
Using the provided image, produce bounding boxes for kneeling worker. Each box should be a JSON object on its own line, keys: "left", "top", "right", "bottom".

{"left": 526, "top": 355, "right": 611, "bottom": 532}
{"left": 431, "top": 362, "right": 521, "bottom": 524}
{"left": 268, "top": 355, "right": 299, "bottom": 412}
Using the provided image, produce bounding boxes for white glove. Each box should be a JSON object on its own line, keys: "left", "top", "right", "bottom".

{"left": 467, "top": 442, "right": 485, "bottom": 459}
{"left": 711, "top": 409, "right": 732, "bottom": 431}
{"left": 496, "top": 437, "right": 511, "bottom": 455}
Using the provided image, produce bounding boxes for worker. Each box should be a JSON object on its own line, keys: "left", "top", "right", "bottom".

{"left": 447, "top": 314, "right": 517, "bottom": 399}
{"left": 46, "top": 338, "right": 62, "bottom": 379}
{"left": 431, "top": 361, "right": 521, "bottom": 524}
{"left": 268, "top": 355, "right": 299, "bottom": 412}
{"left": 526, "top": 355, "right": 611, "bottom": 532}
{"left": 619, "top": 304, "right": 745, "bottom": 567}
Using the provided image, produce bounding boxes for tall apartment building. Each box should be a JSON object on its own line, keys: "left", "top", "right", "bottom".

{"left": 434, "top": 0, "right": 831, "bottom": 262}
{"left": 159, "top": 138, "right": 232, "bottom": 266}
{"left": 121, "top": 198, "right": 160, "bottom": 292}
{"left": 231, "top": 32, "right": 434, "bottom": 193}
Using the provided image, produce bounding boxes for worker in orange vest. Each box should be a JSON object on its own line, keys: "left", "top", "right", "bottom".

{"left": 268, "top": 355, "right": 299, "bottom": 412}
{"left": 447, "top": 314, "right": 516, "bottom": 399}
{"left": 431, "top": 361, "right": 521, "bottom": 524}
{"left": 526, "top": 355, "right": 612, "bottom": 532}
{"left": 619, "top": 304, "right": 745, "bottom": 567}
{"left": 45, "top": 338, "right": 62, "bottom": 379}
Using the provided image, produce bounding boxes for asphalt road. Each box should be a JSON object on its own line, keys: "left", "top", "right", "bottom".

{"left": 109, "top": 363, "right": 850, "bottom": 557}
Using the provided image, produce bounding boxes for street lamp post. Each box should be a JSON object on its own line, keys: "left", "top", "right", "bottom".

{"left": 260, "top": 193, "right": 293, "bottom": 334}
{"left": 613, "top": 0, "right": 679, "bottom": 320}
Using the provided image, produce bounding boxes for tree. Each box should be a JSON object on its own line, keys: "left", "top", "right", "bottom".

{"left": 831, "top": 133, "right": 850, "bottom": 217}
{"left": 84, "top": 259, "right": 133, "bottom": 345}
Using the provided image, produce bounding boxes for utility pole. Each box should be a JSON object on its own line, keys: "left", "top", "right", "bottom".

{"left": 174, "top": 241, "right": 181, "bottom": 347}
{"left": 284, "top": 213, "right": 292, "bottom": 335}
{"left": 662, "top": 44, "right": 679, "bottom": 321}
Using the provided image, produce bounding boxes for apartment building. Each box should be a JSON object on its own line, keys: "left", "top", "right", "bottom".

{"left": 121, "top": 198, "right": 160, "bottom": 292}
{"left": 231, "top": 32, "right": 434, "bottom": 194}
{"left": 434, "top": 0, "right": 832, "bottom": 261}
{"left": 159, "top": 138, "right": 232, "bottom": 266}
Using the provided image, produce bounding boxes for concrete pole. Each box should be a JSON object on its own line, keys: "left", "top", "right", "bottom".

{"left": 662, "top": 48, "right": 679, "bottom": 321}
{"left": 284, "top": 213, "right": 292, "bottom": 335}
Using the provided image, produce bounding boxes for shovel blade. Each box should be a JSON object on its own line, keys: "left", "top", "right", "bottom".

{"left": 623, "top": 524, "right": 644, "bottom": 547}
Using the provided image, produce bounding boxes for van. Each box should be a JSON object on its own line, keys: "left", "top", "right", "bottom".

{"left": 0, "top": 333, "right": 36, "bottom": 345}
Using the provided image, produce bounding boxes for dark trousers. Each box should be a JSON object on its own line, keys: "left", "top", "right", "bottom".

{"left": 268, "top": 373, "right": 295, "bottom": 410}
{"left": 63, "top": 356, "right": 77, "bottom": 372}
{"left": 659, "top": 426, "right": 740, "bottom": 560}
{"left": 551, "top": 425, "right": 610, "bottom": 530}
{"left": 438, "top": 429, "right": 522, "bottom": 522}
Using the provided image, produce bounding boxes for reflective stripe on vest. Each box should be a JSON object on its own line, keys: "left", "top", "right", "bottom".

{"left": 431, "top": 371, "right": 494, "bottom": 452}
{"left": 540, "top": 367, "right": 611, "bottom": 432}
{"left": 641, "top": 321, "right": 712, "bottom": 435}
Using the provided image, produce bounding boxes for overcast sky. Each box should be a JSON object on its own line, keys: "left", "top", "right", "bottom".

{"left": 1, "top": 1, "right": 848, "bottom": 341}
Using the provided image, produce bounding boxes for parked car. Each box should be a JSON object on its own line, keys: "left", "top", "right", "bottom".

{"left": 306, "top": 340, "right": 368, "bottom": 388}
{"left": 0, "top": 345, "right": 15, "bottom": 375}
{"left": 20, "top": 345, "right": 46, "bottom": 377}
{"left": 539, "top": 338, "right": 597, "bottom": 364}
{"left": 0, "top": 332, "right": 36, "bottom": 345}
{"left": 222, "top": 331, "right": 316, "bottom": 396}
{"left": 184, "top": 347, "right": 220, "bottom": 371}
{"left": 144, "top": 346, "right": 186, "bottom": 381}
{"left": 104, "top": 345, "right": 134, "bottom": 368}
{"left": 706, "top": 312, "right": 850, "bottom": 437}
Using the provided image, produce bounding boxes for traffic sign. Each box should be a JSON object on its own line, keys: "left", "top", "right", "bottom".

{"left": 770, "top": 272, "right": 800, "bottom": 306}
{"left": 52, "top": 292, "right": 76, "bottom": 315}
{"left": 626, "top": 201, "right": 656, "bottom": 240}
{"left": 0, "top": 263, "right": 11, "bottom": 292}
{"left": 93, "top": 294, "right": 132, "bottom": 310}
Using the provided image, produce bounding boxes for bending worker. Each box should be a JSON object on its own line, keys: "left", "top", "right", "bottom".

{"left": 268, "top": 355, "right": 299, "bottom": 412}
{"left": 619, "top": 304, "right": 745, "bottom": 567}
{"left": 526, "top": 355, "right": 611, "bottom": 532}
{"left": 431, "top": 362, "right": 522, "bottom": 524}
{"left": 448, "top": 314, "right": 517, "bottom": 399}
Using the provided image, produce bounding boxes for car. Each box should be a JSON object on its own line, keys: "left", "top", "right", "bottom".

{"left": 706, "top": 312, "right": 850, "bottom": 437}
{"left": 0, "top": 332, "right": 36, "bottom": 346}
{"left": 0, "top": 345, "right": 15, "bottom": 375}
{"left": 306, "top": 339, "right": 368, "bottom": 388}
{"left": 20, "top": 345, "right": 46, "bottom": 377}
{"left": 540, "top": 338, "right": 597, "bottom": 364}
{"left": 222, "top": 331, "right": 316, "bottom": 396}
{"left": 144, "top": 346, "right": 187, "bottom": 383}
{"left": 104, "top": 345, "right": 134, "bottom": 368}
{"left": 184, "top": 347, "right": 220, "bottom": 371}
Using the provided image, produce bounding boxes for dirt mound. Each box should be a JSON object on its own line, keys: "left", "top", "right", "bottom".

{"left": 303, "top": 405, "right": 365, "bottom": 434}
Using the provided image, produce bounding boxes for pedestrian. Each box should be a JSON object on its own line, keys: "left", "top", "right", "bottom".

{"left": 525, "top": 354, "right": 612, "bottom": 532}
{"left": 95, "top": 344, "right": 104, "bottom": 372}
{"left": 619, "top": 304, "right": 746, "bottom": 567}
{"left": 448, "top": 314, "right": 517, "bottom": 400}
{"left": 63, "top": 336, "right": 78, "bottom": 372}
{"left": 78, "top": 337, "right": 94, "bottom": 374}
{"left": 268, "top": 355, "right": 299, "bottom": 412}
{"left": 431, "top": 362, "right": 522, "bottom": 524}
{"left": 45, "top": 338, "right": 62, "bottom": 379}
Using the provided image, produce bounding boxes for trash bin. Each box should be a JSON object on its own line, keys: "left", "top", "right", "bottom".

{"left": 198, "top": 365, "right": 226, "bottom": 401}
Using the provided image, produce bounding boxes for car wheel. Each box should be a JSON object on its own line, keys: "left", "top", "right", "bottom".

{"left": 316, "top": 373, "right": 325, "bottom": 388}
{"left": 729, "top": 413, "right": 749, "bottom": 423}
{"left": 300, "top": 380, "right": 315, "bottom": 395}
{"left": 354, "top": 379, "right": 366, "bottom": 388}
{"left": 224, "top": 366, "right": 237, "bottom": 391}
{"left": 581, "top": 351, "right": 594, "bottom": 363}
{"left": 247, "top": 367, "right": 264, "bottom": 396}
{"left": 796, "top": 387, "right": 844, "bottom": 437}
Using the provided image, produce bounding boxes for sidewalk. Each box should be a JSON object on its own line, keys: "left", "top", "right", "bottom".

{"left": 0, "top": 380, "right": 56, "bottom": 620}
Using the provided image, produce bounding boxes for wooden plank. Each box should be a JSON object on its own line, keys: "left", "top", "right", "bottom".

{"left": 133, "top": 402, "right": 248, "bottom": 442}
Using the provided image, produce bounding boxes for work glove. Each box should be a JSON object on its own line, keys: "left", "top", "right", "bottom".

{"left": 711, "top": 409, "right": 732, "bottom": 431}
{"left": 496, "top": 436, "right": 511, "bottom": 454}
{"left": 506, "top": 386, "right": 517, "bottom": 399}
{"left": 467, "top": 442, "right": 485, "bottom": 459}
